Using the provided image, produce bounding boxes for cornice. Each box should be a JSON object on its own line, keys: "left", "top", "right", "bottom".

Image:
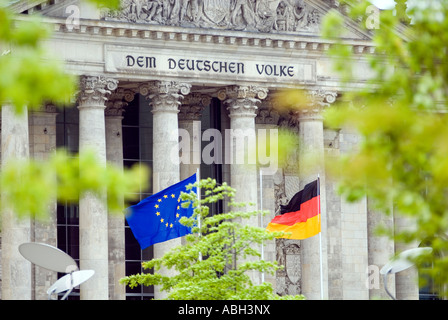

{"left": 12, "top": 15, "right": 377, "bottom": 55}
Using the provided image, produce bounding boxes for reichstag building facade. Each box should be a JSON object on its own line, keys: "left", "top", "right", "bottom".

{"left": 0, "top": 0, "right": 430, "bottom": 300}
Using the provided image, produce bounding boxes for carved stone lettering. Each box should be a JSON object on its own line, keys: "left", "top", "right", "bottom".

{"left": 256, "top": 64, "right": 294, "bottom": 77}
{"left": 126, "top": 55, "right": 156, "bottom": 68}
{"left": 106, "top": 46, "right": 317, "bottom": 84}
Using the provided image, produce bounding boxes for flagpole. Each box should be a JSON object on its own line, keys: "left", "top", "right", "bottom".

{"left": 318, "top": 174, "right": 323, "bottom": 300}
{"left": 197, "top": 168, "right": 202, "bottom": 262}
{"left": 259, "top": 168, "right": 265, "bottom": 283}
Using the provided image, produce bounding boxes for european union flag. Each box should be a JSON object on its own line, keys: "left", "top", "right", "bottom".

{"left": 125, "top": 174, "right": 197, "bottom": 250}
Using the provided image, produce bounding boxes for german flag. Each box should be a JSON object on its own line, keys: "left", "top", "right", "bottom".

{"left": 266, "top": 179, "right": 320, "bottom": 240}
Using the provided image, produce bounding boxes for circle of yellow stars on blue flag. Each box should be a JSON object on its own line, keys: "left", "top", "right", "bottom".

{"left": 154, "top": 193, "right": 186, "bottom": 229}
{"left": 125, "top": 174, "right": 197, "bottom": 250}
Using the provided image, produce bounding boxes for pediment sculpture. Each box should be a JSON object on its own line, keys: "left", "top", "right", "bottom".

{"left": 104, "top": 0, "right": 321, "bottom": 34}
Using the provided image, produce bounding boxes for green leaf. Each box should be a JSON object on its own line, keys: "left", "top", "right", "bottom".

{"left": 121, "top": 179, "right": 303, "bottom": 300}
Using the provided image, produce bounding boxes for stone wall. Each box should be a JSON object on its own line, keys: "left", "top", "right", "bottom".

{"left": 324, "top": 127, "right": 370, "bottom": 299}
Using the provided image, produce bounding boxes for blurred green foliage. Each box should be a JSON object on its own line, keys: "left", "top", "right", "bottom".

{"left": 0, "top": 0, "right": 147, "bottom": 223}
{"left": 86, "top": 0, "right": 120, "bottom": 10}
{"left": 121, "top": 178, "right": 304, "bottom": 300}
{"left": 320, "top": 0, "right": 448, "bottom": 297}
{"left": 0, "top": 2, "right": 76, "bottom": 113}
{"left": 1, "top": 150, "right": 147, "bottom": 221}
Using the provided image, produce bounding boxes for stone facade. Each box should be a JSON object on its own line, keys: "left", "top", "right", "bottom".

{"left": 0, "top": 0, "right": 421, "bottom": 300}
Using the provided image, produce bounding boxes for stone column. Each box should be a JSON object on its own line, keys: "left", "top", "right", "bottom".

{"left": 1, "top": 104, "right": 31, "bottom": 300}
{"left": 296, "top": 90, "right": 336, "bottom": 300}
{"left": 178, "top": 93, "right": 210, "bottom": 180}
{"left": 275, "top": 111, "right": 302, "bottom": 296}
{"left": 140, "top": 80, "right": 191, "bottom": 299}
{"left": 140, "top": 81, "right": 191, "bottom": 191}
{"left": 255, "top": 97, "right": 281, "bottom": 287}
{"left": 219, "top": 85, "right": 268, "bottom": 206}
{"left": 394, "top": 216, "right": 419, "bottom": 299}
{"left": 367, "top": 199, "right": 396, "bottom": 299}
{"left": 219, "top": 85, "right": 268, "bottom": 284}
{"left": 29, "top": 104, "right": 58, "bottom": 300}
{"left": 77, "top": 75, "right": 118, "bottom": 300}
{"left": 105, "top": 88, "right": 135, "bottom": 300}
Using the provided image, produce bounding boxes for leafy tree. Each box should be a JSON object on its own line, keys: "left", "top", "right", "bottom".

{"left": 318, "top": 0, "right": 448, "bottom": 297}
{"left": 121, "top": 178, "right": 305, "bottom": 300}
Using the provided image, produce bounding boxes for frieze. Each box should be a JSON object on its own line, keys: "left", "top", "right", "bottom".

{"left": 104, "top": 0, "right": 321, "bottom": 35}
{"left": 105, "top": 45, "right": 317, "bottom": 85}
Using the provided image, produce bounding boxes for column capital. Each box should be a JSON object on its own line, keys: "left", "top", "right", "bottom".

{"left": 256, "top": 97, "right": 281, "bottom": 126}
{"left": 77, "top": 75, "right": 119, "bottom": 108}
{"left": 218, "top": 85, "right": 269, "bottom": 118}
{"left": 139, "top": 81, "right": 191, "bottom": 114}
{"left": 30, "top": 103, "right": 59, "bottom": 114}
{"left": 105, "top": 88, "right": 136, "bottom": 117}
{"left": 294, "top": 89, "right": 338, "bottom": 121}
{"left": 179, "top": 93, "right": 211, "bottom": 121}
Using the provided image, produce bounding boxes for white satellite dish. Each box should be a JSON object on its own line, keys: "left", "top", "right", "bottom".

{"left": 380, "top": 247, "right": 432, "bottom": 300}
{"left": 47, "top": 270, "right": 95, "bottom": 300}
{"left": 19, "top": 242, "right": 95, "bottom": 300}
{"left": 19, "top": 242, "right": 78, "bottom": 273}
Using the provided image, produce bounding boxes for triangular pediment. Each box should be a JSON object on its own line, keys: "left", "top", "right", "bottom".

{"left": 8, "top": 0, "right": 79, "bottom": 18}
{"left": 10, "top": 0, "right": 376, "bottom": 41}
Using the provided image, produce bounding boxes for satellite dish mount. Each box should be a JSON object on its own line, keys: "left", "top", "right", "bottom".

{"left": 19, "top": 242, "right": 94, "bottom": 300}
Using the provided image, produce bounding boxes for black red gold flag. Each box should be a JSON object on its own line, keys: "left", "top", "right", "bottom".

{"left": 266, "top": 179, "right": 320, "bottom": 239}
